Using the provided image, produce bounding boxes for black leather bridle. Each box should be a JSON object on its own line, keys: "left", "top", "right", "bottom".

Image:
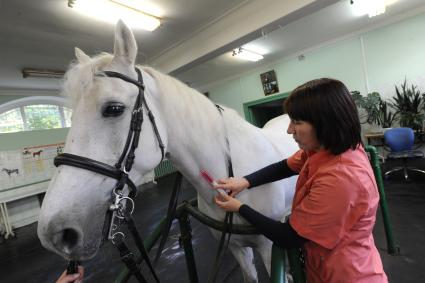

{"left": 54, "top": 67, "right": 164, "bottom": 282}
{"left": 55, "top": 68, "right": 165, "bottom": 197}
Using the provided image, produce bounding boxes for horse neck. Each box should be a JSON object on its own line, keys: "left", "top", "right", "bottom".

{"left": 143, "top": 68, "right": 283, "bottom": 203}
{"left": 164, "top": 96, "right": 228, "bottom": 170}
{"left": 150, "top": 84, "right": 230, "bottom": 190}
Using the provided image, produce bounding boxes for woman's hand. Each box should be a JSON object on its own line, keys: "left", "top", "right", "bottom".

{"left": 214, "top": 192, "right": 243, "bottom": 212}
{"left": 56, "top": 266, "right": 84, "bottom": 283}
{"left": 213, "top": 177, "right": 249, "bottom": 197}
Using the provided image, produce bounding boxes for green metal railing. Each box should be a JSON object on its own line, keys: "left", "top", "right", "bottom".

{"left": 116, "top": 146, "right": 397, "bottom": 282}
{"left": 114, "top": 198, "right": 304, "bottom": 283}
{"left": 365, "top": 145, "right": 399, "bottom": 255}
{"left": 154, "top": 160, "right": 177, "bottom": 178}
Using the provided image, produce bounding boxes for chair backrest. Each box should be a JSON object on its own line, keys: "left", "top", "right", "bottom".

{"left": 384, "top": 127, "right": 415, "bottom": 152}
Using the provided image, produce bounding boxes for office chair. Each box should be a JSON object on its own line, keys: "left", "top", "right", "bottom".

{"left": 384, "top": 127, "right": 425, "bottom": 180}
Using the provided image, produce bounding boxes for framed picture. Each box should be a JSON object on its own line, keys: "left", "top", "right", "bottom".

{"left": 260, "top": 70, "right": 279, "bottom": 95}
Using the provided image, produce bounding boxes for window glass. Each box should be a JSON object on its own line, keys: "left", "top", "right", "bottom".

{"left": 0, "top": 108, "right": 25, "bottom": 133}
{"left": 0, "top": 97, "right": 72, "bottom": 134}
{"left": 24, "top": 104, "right": 62, "bottom": 130}
{"left": 63, "top": 107, "right": 72, "bottom": 127}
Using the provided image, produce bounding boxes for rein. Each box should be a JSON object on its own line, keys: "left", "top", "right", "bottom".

{"left": 54, "top": 67, "right": 163, "bottom": 283}
{"left": 55, "top": 67, "right": 235, "bottom": 282}
{"left": 153, "top": 104, "right": 234, "bottom": 283}
{"left": 208, "top": 104, "right": 234, "bottom": 283}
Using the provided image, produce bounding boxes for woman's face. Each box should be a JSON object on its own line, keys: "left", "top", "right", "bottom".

{"left": 287, "top": 119, "right": 322, "bottom": 152}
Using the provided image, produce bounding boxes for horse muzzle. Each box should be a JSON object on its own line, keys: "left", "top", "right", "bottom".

{"left": 37, "top": 215, "right": 103, "bottom": 261}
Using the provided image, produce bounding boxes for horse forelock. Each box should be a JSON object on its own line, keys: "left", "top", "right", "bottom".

{"left": 62, "top": 53, "right": 114, "bottom": 107}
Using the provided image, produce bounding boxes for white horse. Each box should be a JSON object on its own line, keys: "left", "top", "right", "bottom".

{"left": 37, "top": 21, "right": 298, "bottom": 282}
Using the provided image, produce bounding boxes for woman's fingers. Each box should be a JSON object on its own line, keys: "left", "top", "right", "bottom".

{"left": 214, "top": 195, "right": 224, "bottom": 208}
{"left": 214, "top": 193, "right": 229, "bottom": 207}
{"left": 56, "top": 265, "right": 84, "bottom": 283}
{"left": 56, "top": 272, "right": 79, "bottom": 283}
{"left": 78, "top": 266, "right": 84, "bottom": 280}
{"left": 216, "top": 177, "right": 232, "bottom": 184}
{"left": 214, "top": 193, "right": 242, "bottom": 212}
{"left": 214, "top": 180, "right": 232, "bottom": 189}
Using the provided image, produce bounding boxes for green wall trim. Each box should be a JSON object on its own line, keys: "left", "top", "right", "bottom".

{"left": 243, "top": 92, "right": 290, "bottom": 126}
{"left": 243, "top": 92, "right": 290, "bottom": 108}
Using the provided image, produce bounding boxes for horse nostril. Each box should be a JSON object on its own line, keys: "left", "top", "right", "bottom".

{"left": 62, "top": 228, "right": 79, "bottom": 250}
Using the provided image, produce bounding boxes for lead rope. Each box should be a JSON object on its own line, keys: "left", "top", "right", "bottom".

{"left": 152, "top": 104, "right": 234, "bottom": 282}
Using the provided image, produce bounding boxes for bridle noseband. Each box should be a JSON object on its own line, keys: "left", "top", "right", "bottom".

{"left": 54, "top": 67, "right": 164, "bottom": 282}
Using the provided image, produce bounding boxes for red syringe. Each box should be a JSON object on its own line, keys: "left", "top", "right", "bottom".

{"left": 200, "top": 170, "right": 227, "bottom": 194}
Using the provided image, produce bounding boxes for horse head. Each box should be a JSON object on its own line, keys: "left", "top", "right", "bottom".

{"left": 37, "top": 20, "right": 168, "bottom": 260}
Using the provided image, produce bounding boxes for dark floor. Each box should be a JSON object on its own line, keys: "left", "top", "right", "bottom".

{"left": 0, "top": 158, "right": 424, "bottom": 283}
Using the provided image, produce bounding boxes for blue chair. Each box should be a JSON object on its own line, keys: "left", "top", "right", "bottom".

{"left": 384, "top": 127, "right": 425, "bottom": 180}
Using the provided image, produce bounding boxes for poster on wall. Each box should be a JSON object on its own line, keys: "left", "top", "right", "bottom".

{"left": 260, "top": 70, "right": 279, "bottom": 96}
{"left": 0, "top": 149, "right": 23, "bottom": 190}
{"left": 0, "top": 142, "right": 64, "bottom": 190}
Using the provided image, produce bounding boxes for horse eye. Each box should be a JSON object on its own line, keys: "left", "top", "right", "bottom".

{"left": 102, "top": 102, "right": 126, "bottom": 117}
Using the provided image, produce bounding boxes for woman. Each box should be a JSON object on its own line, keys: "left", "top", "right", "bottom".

{"left": 214, "top": 78, "right": 388, "bottom": 282}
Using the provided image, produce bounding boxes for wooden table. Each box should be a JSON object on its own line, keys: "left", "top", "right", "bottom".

{"left": 364, "top": 132, "right": 384, "bottom": 146}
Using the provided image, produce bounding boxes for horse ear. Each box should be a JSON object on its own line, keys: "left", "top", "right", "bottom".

{"left": 75, "top": 47, "right": 90, "bottom": 64}
{"left": 113, "top": 19, "right": 137, "bottom": 66}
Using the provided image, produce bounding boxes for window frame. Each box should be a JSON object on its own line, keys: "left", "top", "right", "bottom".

{"left": 0, "top": 96, "right": 71, "bottom": 133}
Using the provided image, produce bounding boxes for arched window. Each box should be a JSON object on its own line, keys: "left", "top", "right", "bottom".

{"left": 0, "top": 96, "right": 72, "bottom": 133}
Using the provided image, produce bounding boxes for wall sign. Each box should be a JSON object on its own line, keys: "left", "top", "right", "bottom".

{"left": 260, "top": 70, "right": 279, "bottom": 95}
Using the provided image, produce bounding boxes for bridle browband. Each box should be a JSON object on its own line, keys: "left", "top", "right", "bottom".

{"left": 54, "top": 67, "right": 164, "bottom": 282}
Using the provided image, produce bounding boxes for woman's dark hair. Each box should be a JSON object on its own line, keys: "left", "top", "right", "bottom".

{"left": 284, "top": 78, "right": 362, "bottom": 155}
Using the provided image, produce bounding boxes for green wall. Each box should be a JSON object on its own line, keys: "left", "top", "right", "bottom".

{"left": 363, "top": 13, "right": 425, "bottom": 96}
{"left": 0, "top": 128, "right": 68, "bottom": 151}
{"left": 209, "top": 12, "right": 425, "bottom": 115}
{"left": 0, "top": 95, "right": 23, "bottom": 105}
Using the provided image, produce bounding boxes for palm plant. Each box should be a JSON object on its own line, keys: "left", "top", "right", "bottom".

{"left": 390, "top": 79, "right": 425, "bottom": 131}
{"left": 377, "top": 100, "right": 397, "bottom": 128}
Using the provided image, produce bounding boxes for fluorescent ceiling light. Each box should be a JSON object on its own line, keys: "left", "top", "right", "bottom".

{"left": 232, "top": 48, "right": 264, "bottom": 62}
{"left": 22, "top": 68, "right": 65, "bottom": 79}
{"left": 68, "top": 0, "right": 161, "bottom": 31}
{"left": 111, "top": 0, "right": 163, "bottom": 17}
{"left": 351, "top": 0, "right": 397, "bottom": 18}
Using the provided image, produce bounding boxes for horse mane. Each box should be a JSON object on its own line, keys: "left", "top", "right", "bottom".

{"left": 141, "top": 66, "right": 233, "bottom": 165}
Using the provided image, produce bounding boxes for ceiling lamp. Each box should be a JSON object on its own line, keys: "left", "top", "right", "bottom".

{"left": 350, "top": 0, "right": 396, "bottom": 18}
{"left": 232, "top": 48, "right": 264, "bottom": 62}
{"left": 22, "top": 68, "right": 65, "bottom": 79}
{"left": 68, "top": 0, "right": 161, "bottom": 31}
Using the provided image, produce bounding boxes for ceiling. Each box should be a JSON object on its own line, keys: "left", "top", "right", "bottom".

{"left": 0, "top": 0, "right": 424, "bottom": 94}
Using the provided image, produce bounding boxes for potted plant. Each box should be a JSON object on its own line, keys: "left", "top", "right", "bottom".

{"left": 377, "top": 100, "right": 397, "bottom": 129}
{"left": 390, "top": 79, "right": 425, "bottom": 131}
{"left": 351, "top": 91, "right": 380, "bottom": 125}
{"left": 351, "top": 91, "right": 396, "bottom": 128}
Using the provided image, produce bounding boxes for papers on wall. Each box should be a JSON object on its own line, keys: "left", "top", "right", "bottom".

{"left": 0, "top": 143, "right": 64, "bottom": 191}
